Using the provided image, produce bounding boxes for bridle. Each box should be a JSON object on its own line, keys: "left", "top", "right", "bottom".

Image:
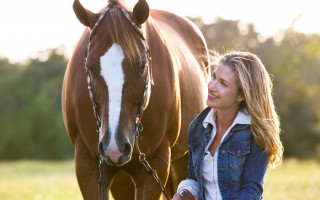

{"left": 83, "top": 3, "right": 169, "bottom": 200}
{"left": 84, "top": 6, "right": 151, "bottom": 137}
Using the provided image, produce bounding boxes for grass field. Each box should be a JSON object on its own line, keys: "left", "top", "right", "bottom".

{"left": 263, "top": 159, "right": 320, "bottom": 200}
{"left": 0, "top": 159, "right": 319, "bottom": 200}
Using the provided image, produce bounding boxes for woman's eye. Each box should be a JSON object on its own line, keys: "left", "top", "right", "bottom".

{"left": 221, "top": 82, "right": 227, "bottom": 87}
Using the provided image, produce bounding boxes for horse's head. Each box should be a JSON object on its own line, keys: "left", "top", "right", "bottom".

{"left": 73, "top": 0, "right": 151, "bottom": 166}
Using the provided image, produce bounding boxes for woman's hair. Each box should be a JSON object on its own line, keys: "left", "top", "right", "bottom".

{"left": 210, "top": 50, "right": 283, "bottom": 168}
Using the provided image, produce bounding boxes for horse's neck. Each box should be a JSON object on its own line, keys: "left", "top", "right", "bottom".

{"left": 144, "top": 17, "right": 164, "bottom": 45}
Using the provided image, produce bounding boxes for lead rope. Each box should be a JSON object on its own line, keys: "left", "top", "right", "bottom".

{"left": 134, "top": 117, "right": 170, "bottom": 200}
{"left": 98, "top": 156, "right": 107, "bottom": 200}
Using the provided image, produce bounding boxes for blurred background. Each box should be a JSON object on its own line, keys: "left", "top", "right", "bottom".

{"left": 0, "top": 0, "right": 319, "bottom": 199}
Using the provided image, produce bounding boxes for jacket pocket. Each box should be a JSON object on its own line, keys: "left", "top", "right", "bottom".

{"left": 227, "top": 141, "right": 251, "bottom": 191}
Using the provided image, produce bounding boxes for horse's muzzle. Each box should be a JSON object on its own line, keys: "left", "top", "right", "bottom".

{"left": 98, "top": 141, "right": 132, "bottom": 166}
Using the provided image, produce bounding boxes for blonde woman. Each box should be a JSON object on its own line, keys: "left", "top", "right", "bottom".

{"left": 173, "top": 51, "right": 283, "bottom": 200}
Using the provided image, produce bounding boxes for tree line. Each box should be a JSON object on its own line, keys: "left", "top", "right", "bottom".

{"left": 0, "top": 18, "right": 319, "bottom": 160}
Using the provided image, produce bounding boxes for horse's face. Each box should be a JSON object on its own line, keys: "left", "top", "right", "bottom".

{"left": 73, "top": 0, "right": 150, "bottom": 166}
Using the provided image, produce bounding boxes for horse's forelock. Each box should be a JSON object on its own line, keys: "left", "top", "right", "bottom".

{"left": 104, "top": 6, "right": 143, "bottom": 64}
{"left": 108, "top": 0, "right": 119, "bottom": 4}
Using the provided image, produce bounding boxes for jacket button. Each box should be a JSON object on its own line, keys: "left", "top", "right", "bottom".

{"left": 237, "top": 149, "right": 241, "bottom": 155}
{"left": 223, "top": 187, "right": 227, "bottom": 191}
{"left": 221, "top": 150, "right": 226, "bottom": 154}
{"left": 220, "top": 168, "right": 226, "bottom": 172}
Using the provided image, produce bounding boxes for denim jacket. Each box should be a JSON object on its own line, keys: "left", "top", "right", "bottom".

{"left": 187, "top": 107, "right": 269, "bottom": 200}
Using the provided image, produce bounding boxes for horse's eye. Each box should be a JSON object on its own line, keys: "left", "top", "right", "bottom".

{"left": 135, "top": 60, "right": 147, "bottom": 75}
{"left": 141, "top": 62, "right": 149, "bottom": 74}
{"left": 87, "top": 69, "right": 97, "bottom": 79}
{"left": 142, "top": 62, "right": 148, "bottom": 69}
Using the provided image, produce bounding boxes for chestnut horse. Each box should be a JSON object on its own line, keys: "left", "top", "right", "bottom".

{"left": 62, "top": 0, "right": 210, "bottom": 199}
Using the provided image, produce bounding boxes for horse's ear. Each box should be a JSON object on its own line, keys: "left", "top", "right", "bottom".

{"left": 132, "top": 0, "right": 149, "bottom": 25}
{"left": 73, "top": 0, "right": 98, "bottom": 28}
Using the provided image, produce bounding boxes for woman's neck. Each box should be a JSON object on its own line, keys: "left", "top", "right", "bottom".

{"left": 214, "top": 107, "right": 240, "bottom": 132}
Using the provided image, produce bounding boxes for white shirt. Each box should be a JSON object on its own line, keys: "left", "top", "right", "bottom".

{"left": 177, "top": 108, "right": 251, "bottom": 200}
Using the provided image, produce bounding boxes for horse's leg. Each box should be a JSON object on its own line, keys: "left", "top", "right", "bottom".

{"left": 74, "top": 137, "right": 103, "bottom": 200}
{"left": 133, "top": 141, "right": 171, "bottom": 200}
{"left": 164, "top": 170, "right": 174, "bottom": 198}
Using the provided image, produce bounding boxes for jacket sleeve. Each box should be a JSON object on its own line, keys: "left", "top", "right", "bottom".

{"left": 187, "top": 119, "right": 198, "bottom": 181}
{"left": 233, "top": 138, "right": 269, "bottom": 200}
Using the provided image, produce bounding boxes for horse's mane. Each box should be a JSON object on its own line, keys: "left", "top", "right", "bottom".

{"left": 104, "top": 5, "right": 143, "bottom": 64}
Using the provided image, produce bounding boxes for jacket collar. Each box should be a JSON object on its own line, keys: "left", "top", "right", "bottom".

{"left": 195, "top": 107, "right": 212, "bottom": 124}
{"left": 195, "top": 107, "right": 250, "bottom": 135}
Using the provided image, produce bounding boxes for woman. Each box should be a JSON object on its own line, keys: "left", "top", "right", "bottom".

{"left": 173, "top": 51, "right": 283, "bottom": 200}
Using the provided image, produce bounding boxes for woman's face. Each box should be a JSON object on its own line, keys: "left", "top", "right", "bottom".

{"left": 206, "top": 63, "right": 243, "bottom": 111}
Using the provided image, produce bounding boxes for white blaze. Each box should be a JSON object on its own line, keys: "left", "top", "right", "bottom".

{"left": 100, "top": 43, "right": 125, "bottom": 162}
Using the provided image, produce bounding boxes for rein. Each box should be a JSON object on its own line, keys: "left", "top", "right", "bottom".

{"left": 84, "top": 4, "right": 169, "bottom": 200}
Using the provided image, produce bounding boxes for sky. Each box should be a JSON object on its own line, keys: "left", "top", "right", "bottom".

{"left": 0, "top": 0, "right": 318, "bottom": 63}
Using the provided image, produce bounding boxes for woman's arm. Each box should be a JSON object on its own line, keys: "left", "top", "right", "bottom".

{"left": 233, "top": 139, "right": 269, "bottom": 200}
{"left": 172, "top": 189, "right": 195, "bottom": 200}
{"left": 173, "top": 147, "right": 198, "bottom": 200}
{"left": 173, "top": 121, "right": 199, "bottom": 199}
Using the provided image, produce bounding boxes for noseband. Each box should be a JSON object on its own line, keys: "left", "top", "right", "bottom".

{"left": 83, "top": 4, "right": 169, "bottom": 200}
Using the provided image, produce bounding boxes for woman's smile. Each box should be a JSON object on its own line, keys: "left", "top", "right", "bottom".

{"left": 207, "top": 92, "right": 219, "bottom": 101}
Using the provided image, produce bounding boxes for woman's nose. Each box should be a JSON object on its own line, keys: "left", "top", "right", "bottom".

{"left": 208, "top": 79, "right": 217, "bottom": 90}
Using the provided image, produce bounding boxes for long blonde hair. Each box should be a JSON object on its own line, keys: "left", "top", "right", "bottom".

{"left": 211, "top": 50, "right": 283, "bottom": 168}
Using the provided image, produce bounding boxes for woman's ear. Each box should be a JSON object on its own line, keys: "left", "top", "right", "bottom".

{"left": 132, "top": 0, "right": 149, "bottom": 25}
{"left": 237, "top": 92, "right": 245, "bottom": 103}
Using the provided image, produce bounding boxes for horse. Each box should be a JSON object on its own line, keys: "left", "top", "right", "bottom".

{"left": 62, "top": 0, "right": 210, "bottom": 199}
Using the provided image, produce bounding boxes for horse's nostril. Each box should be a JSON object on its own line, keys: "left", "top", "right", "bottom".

{"left": 124, "top": 143, "right": 132, "bottom": 155}
{"left": 98, "top": 142, "right": 106, "bottom": 155}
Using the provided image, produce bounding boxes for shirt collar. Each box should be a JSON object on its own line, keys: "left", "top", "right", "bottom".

{"left": 203, "top": 109, "right": 215, "bottom": 128}
{"left": 202, "top": 108, "right": 251, "bottom": 128}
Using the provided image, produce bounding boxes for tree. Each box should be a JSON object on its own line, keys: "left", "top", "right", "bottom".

{"left": 0, "top": 48, "right": 73, "bottom": 160}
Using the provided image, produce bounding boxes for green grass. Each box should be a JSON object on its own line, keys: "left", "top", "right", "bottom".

{"left": 0, "top": 159, "right": 319, "bottom": 200}
{"left": 0, "top": 160, "right": 82, "bottom": 200}
{"left": 264, "top": 159, "right": 320, "bottom": 200}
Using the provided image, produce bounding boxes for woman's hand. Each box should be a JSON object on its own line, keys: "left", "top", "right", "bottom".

{"left": 172, "top": 190, "right": 195, "bottom": 200}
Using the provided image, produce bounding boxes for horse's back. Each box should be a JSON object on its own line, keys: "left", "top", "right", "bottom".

{"left": 150, "top": 9, "right": 209, "bottom": 69}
